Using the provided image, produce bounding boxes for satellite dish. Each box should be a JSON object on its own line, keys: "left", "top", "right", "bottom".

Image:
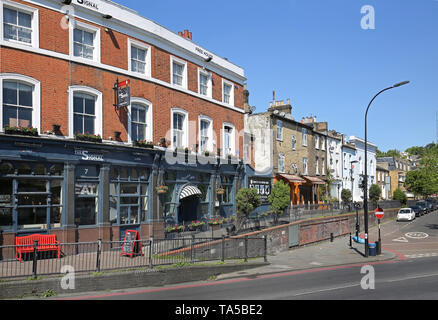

{"left": 273, "top": 110, "right": 279, "bottom": 114}
{"left": 280, "top": 112, "right": 286, "bottom": 117}
{"left": 250, "top": 106, "right": 256, "bottom": 114}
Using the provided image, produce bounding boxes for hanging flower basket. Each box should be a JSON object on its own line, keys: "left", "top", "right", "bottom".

{"left": 156, "top": 185, "right": 168, "bottom": 194}
{"left": 216, "top": 188, "right": 225, "bottom": 195}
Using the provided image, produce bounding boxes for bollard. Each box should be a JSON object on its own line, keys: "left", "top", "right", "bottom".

{"left": 96, "top": 239, "right": 102, "bottom": 272}
{"left": 149, "top": 237, "right": 154, "bottom": 269}
{"left": 221, "top": 235, "right": 225, "bottom": 262}
{"left": 349, "top": 233, "right": 352, "bottom": 247}
{"left": 32, "top": 240, "right": 39, "bottom": 279}
{"left": 263, "top": 235, "right": 268, "bottom": 263}
{"left": 244, "top": 236, "right": 248, "bottom": 263}
{"left": 191, "top": 234, "right": 195, "bottom": 264}
{"left": 330, "top": 233, "right": 334, "bottom": 242}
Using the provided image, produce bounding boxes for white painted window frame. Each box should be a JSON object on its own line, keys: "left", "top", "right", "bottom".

{"left": 198, "top": 115, "right": 213, "bottom": 153}
{"left": 68, "top": 85, "right": 102, "bottom": 138}
{"left": 222, "top": 79, "right": 234, "bottom": 106}
{"left": 69, "top": 19, "right": 101, "bottom": 63}
{"left": 128, "top": 38, "right": 151, "bottom": 77}
{"left": 198, "top": 68, "right": 212, "bottom": 98}
{"left": 170, "top": 56, "right": 188, "bottom": 90}
{"left": 0, "top": 73, "right": 40, "bottom": 133}
{"left": 276, "top": 120, "right": 283, "bottom": 141}
{"left": 128, "top": 97, "right": 153, "bottom": 144}
{"left": 222, "top": 122, "right": 235, "bottom": 157}
{"left": 171, "top": 108, "right": 188, "bottom": 149}
{"left": 0, "top": 0, "right": 39, "bottom": 48}
{"left": 278, "top": 153, "right": 285, "bottom": 173}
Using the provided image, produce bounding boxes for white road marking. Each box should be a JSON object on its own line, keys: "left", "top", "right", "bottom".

{"left": 405, "top": 232, "right": 429, "bottom": 239}
{"left": 393, "top": 237, "right": 408, "bottom": 243}
{"left": 292, "top": 283, "right": 360, "bottom": 297}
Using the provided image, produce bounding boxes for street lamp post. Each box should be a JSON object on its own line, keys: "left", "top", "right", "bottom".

{"left": 363, "top": 81, "right": 409, "bottom": 257}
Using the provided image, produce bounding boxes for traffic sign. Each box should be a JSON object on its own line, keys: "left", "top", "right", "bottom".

{"left": 375, "top": 207, "right": 384, "bottom": 219}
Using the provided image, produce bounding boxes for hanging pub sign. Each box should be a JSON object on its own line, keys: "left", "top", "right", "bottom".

{"left": 120, "top": 230, "right": 143, "bottom": 258}
{"left": 113, "top": 79, "right": 131, "bottom": 109}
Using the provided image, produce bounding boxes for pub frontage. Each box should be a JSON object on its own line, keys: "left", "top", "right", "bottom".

{"left": 0, "top": 134, "right": 245, "bottom": 246}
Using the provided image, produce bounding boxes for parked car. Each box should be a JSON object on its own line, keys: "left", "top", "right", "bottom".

{"left": 416, "top": 202, "right": 429, "bottom": 215}
{"left": 425, "top": 199, "right": 438, "bottom": 212}
{"left": 410, "top": 205, "right": 422, "bottom": 217}
{"left": 397, "top": 208, "right": 416, "bottom": 221}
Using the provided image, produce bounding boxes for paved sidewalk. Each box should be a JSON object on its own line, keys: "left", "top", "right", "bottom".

{"left": 216, "top": 230, "right": 398, "bottom": 281}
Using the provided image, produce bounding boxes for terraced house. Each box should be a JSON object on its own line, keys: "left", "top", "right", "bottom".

{"left": 247, "top": 98, "right": 327, "bottom": 206}
{"left": 0, "top": 0, "right": 247, "bottom": 245}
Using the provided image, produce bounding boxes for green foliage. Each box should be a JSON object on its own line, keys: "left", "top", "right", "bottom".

{"left": 393, "top": 188, "right": 407, "bottom": 205}
{"left": 235, "top": 188, "right": 261, "bottom": 218}
{"left": 341, "top": 189, "right": 352, "bottom": 203}
{"left": 268, "top": 181, "right": 290, "bottom": 223}
{"left": 369, "top": 184, "right": 381, "bottom": 207}
{"left": 376, "top": 149, "right": 401, "bottom": 158}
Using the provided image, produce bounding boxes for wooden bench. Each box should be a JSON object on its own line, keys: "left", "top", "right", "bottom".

{"left": 15, "top": 234, "right": 61, "bottom": 262}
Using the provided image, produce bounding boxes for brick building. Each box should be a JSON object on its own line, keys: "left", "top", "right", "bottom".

{"left": 247, "top": 98, "right": 326, "bottom": 205}
{"left": 0, "top": 0, "right": 247, "bottom": 244}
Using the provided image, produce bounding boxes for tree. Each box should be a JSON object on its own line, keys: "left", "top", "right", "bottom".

{"left": 393, "top": 188, "right": 407, "bottom": 206}
{"left": 341, "top": 189, "right": 352, "bottom": 204}
{"left": 369, "top": 184, "right": 381, "bottom": 208}
{"left": 235, "top": 188, "right": 261, "bottom": 231}
{"left": 268, "top": 180, "right": 290, "bottom": 225}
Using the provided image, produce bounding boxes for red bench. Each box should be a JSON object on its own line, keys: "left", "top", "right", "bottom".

{"left": 15, "top": 234, "right": 61, "bottom": 262}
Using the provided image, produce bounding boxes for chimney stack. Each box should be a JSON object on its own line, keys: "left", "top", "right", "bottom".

{"left": 179, "top": 29, "right": 192, "bottom": 40}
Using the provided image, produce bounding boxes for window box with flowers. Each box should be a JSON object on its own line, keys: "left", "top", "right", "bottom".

{"left": 156, "top": 185, "right": 168, "bottom": 194}
{"left": 165, "top": 225, "right": 185, "bottom": 233}
{"left": 187, "top": 221, "right": 205, "bottom": 231}
{"left": 75, "top": 131, "right": 102, "bottom": 143}
{"left": 4, "top": 125, "right": 38, "bottom": 137}
{"left": 134, "top": 140, "right": 154, "bottom": 149}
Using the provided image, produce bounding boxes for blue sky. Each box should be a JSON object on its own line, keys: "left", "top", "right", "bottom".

{"left": 118, "top": 0, "right": 438, "bottom": 152}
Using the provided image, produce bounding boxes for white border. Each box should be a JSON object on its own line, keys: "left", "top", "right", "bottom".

{"left": 68, "top": 85, "right": 102, "bottom": 138}
{"left": 0, "top": 73, "right": 41, "bottom": 133}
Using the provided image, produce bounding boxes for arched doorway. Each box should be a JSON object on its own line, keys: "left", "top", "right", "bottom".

{"left": 177, "top": 185, "right": 202, "bottom": 224}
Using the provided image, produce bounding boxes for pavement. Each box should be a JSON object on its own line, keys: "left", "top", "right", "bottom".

{"left": 216, "top": 226, "right": 398, "bottom": 281}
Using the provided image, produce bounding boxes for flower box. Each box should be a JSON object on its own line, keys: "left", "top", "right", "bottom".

{"left": 134, "top": 140, "right": 154, "bottom": 149}
{"left": 75, "top": 132, "right": 102, "bottom": 143}
{"left": 4, "top": 125, "right": 38, "bottom": 137}
{"left": 166, "top": 225, "right": 185, "bottom": 233}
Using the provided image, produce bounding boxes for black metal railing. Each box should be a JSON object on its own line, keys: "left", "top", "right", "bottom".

{"left": 0, "top": 235, "right": 267, "bottom": 280}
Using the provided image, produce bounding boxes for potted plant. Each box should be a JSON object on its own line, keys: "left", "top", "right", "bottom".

{"left": 156, "top": 185, "right": 168, "bottom": 194}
